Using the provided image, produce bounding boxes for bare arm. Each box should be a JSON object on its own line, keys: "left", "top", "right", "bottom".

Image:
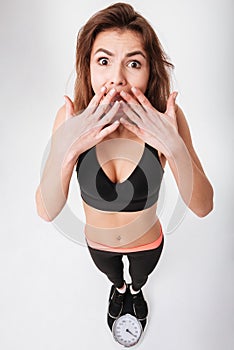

{"left": 35, "top": 104, "right": 75, "bottom": 221}
{"left": 35, "top": 89, "right": 122, "bottom": 221}
{"left": 166, "top": 105, "right": 214, "bottom": 217}
{"left": 118, "top": 88, "right": 214, "bottom": 218}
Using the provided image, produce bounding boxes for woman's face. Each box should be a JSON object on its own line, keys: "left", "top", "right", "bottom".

{"left": 90, "top": 29, "right": 150, "bottom": 101}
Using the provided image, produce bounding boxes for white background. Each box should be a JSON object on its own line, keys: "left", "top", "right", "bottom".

{"left": 0, "top": 0, "right": 233, "bottom": 349}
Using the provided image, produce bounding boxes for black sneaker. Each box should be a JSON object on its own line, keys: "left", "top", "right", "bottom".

{"left": 132, "top": 289, "right": 148, "bottom": 320}
{"left": 108, "top": 285, "right": 126, "bottom": 319}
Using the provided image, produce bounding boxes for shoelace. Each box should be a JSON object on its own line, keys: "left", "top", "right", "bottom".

{"left": 133, "top": 291, "right": 144, "bottom": 306}
{"left": 113, "top": 290, "right": 125, "bottom": 305}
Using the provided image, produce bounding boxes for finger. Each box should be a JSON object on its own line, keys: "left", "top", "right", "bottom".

{"left": 95, "top": 100, "right": 120, "bottom": 125}
{"left": 129, "top": 87, "right": 153, "bottom": 110}
{"left": 120, "top": 102, "right": 143, "bottom": 127}
{"left": 95, "top": 120, "right": 120, "bottom": 140}
{"left": 119, "top": 117, "right": 142, "bottom": 137}
{"left": 64, "top": 95, "right": 75, "bottom": 120}
{"left": 87, "top": 86, "right": 108, "bottom": 113}
{"left": 94, "top": 87, "right": 119, "bottom": 117}
{"left": 120, "top": 90, "right": 145, "bottom": 117}
{"left": 101, "top": 87, "right": 118, "bottom": 105}
{"left": 165, "top": 91, "right": 178, "bottom": 118}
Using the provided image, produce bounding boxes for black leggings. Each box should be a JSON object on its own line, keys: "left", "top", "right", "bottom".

{"left": 87, "top": 235, "right": 164, "bottom": 291}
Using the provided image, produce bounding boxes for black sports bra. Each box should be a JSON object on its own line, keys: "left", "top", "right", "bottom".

{"left": 75, "top": 141, "right": 164, "bottom": 212}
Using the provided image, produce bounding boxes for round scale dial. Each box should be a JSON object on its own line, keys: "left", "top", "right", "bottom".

{"left": 112, "top": 313, "right": 143, "bottom": 347}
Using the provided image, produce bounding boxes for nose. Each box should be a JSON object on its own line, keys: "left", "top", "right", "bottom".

{"left": 109, "top": 65, "right": 126, "bottom": 87}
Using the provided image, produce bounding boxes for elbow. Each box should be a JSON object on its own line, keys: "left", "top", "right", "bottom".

{"left": 194, "top": 193, "right": 214, "bottom": 218}
{"left": 195, "top": 202, "right": 214, "bottom": 218}
{"left": 35, "top": 203, "right": 53, "bottom": 222}
{"left": 189, "top": 185, "right": 214, "bottom": 218}
{"left": 35, "top": 188, "right": 53, "bottom": 222}
{"left": 37, "top": 210, "right": 53, "bottom": 222}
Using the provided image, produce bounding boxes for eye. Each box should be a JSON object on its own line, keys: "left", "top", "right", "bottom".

{"left": 98, "top": 57, "right": 109, "bottom": 65}
{"left": 127, "top": 60, "right": 141, "bottom": 69}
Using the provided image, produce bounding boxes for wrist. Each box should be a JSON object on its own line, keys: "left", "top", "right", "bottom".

{"left": 166, "top": 137, "right": 192, "bottom": 172}
{"left": 62, "top": 150, "right": 80, "bottom": 170}
{"left": 163, "top": 134, "right": 185, "bottom": 160}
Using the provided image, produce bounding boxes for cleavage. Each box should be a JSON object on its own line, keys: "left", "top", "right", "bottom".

{"left": 95, "top": 138, "right": 145, "bottom": 184}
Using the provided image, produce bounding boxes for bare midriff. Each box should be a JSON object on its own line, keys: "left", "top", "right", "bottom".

{"left": 83, "top": 200, "right": 162, "bottom": 249}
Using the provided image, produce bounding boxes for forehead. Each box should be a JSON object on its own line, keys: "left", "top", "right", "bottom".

{"left": 91, "top": 29, "right": 145, "bottom": 53}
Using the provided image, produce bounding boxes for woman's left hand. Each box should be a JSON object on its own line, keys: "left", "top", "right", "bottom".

{"left": 119, "top": 87, "right": 180, "bottom": 158}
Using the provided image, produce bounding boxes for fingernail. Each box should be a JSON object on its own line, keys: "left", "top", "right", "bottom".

{"left": 101, "top": 86, "right": 106, "bottom": 92}
{"left": 109, "top": 88, "right": 116, "bottom": 96}
{"left": 120, "top": 90, "right": 127, "bottom": 97}
{"left": 131, "top": 87, "right": 137, "bottom": 93}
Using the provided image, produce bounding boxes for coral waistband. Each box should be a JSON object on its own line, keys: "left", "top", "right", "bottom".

{"left": 86, "top": 226, "right": 163, "bottom": 253}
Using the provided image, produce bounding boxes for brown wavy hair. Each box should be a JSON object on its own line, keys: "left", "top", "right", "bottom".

{"left": 73, "top": 2, "right": 174, "bottom": 114}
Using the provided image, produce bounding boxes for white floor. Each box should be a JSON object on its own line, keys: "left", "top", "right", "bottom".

{"left": 1, "top": 207, "right": 233, "bottom": 350}
{"left": 1, "top": 1, "right": 233, "bottom": 348}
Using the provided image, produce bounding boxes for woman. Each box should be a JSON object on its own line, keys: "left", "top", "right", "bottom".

{"left": 35, "top": 3, "right": 213, "bottom": 322}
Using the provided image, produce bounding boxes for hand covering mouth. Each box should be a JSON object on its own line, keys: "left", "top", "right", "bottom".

{"left": 112, "top": 94, "right": 124, "bottom": 102}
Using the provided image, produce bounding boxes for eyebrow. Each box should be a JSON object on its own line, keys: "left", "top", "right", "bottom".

{"left": 94, "top": 48, "right": 147, "bottom": 59}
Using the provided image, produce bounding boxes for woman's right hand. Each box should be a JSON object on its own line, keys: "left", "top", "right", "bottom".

{"left": 54, "top": 87, "right": 121, "bottom": 163}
